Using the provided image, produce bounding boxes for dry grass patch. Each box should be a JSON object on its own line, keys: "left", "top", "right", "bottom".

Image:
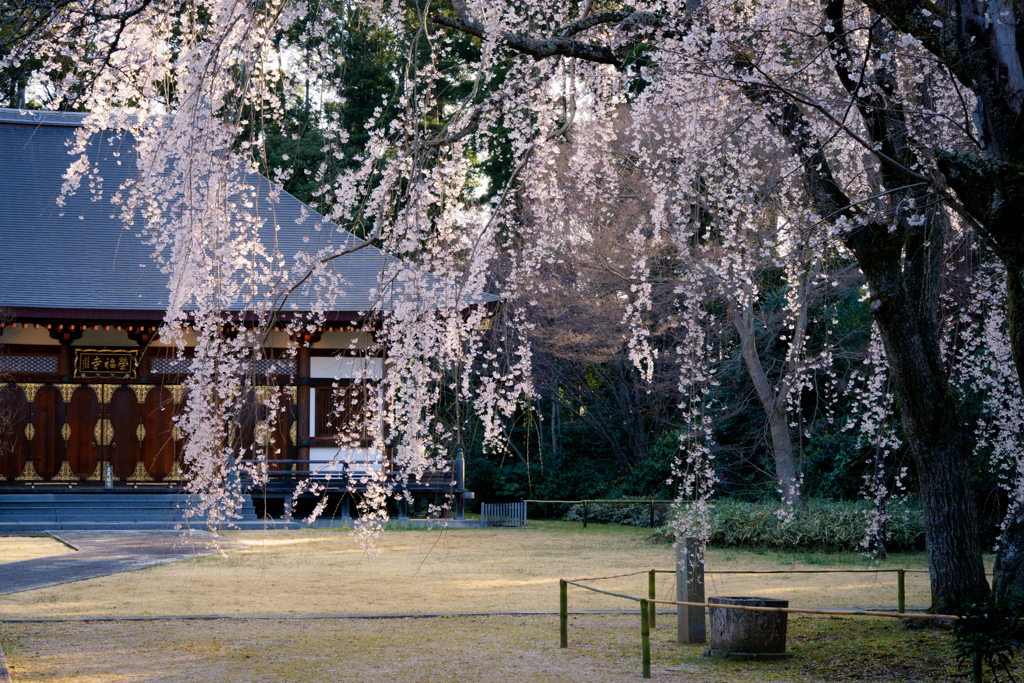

{"left": 0, "top": 521, "right": 946, "bottom": 619}
{"left": 0, "top": 613, "right": 985, "bottom": 682}
{"left": 0, "top": 536, "right": 75, "bottom": 565}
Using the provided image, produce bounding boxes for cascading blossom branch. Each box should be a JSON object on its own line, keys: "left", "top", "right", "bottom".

{"left": 14, "top": 0, "right": 537, "bottom": 539}
{"left": 946, "top": 258, "right": 1024, "bottom": 547}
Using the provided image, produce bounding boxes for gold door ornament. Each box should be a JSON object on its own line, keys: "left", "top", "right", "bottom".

{"left": 61, "top": 423, "right": 72, "bottom": 442}
{"left": 94, "top": 419, "right": 114, "bottom": 446}
{"left": 255, "top": 420, "right": 269, "bottom": 440}
{"left": 172, "top": 425, "right": 183, "bottom": 441}
{"left": 57, "top": 384, "right": 80, "bottom": 404}
{"left": 17, "top": 383, "right": 43, "bottom": 403}
{"left": 129, "top": 384, "right": 153, "bottom": 405}
{"left": 289, "top": 421, "right": 297, "bottom": 446}
{"left": 168, "top": 385, "right": 188, "bottom": 406}
{"left": 23, "top": 423, "right": 35, "bottom": 441}
{"left": 136, "top": 424, "right": 147, "bottom": 442}
{"left": 128, "top": 461, "right": 153, "bottom": 482}
{"left": 91, "top": 384, "right": 116, "bottom": 404}
{"left": 163, "top": 460, "right": 185, "bottom": 482}
{"left": 15, "top": 461, "right": 41, "bottom": 481}
{"left": 256, "top": 386, "right": 275, "bottom": 405}
{"left": 54, "top": 461, "right": 78, "bottom": 482}
{"left": 87, "top": 462, "right": 118, "bottom": 481}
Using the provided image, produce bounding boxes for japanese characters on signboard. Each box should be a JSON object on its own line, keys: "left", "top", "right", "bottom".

{"left": 74, "top": 349, "right": 139, "bottom": 379}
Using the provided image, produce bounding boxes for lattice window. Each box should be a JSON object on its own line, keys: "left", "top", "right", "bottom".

{"left": 0, "top": 355, "right": 58, "bottom": 373}
{"left": 150, "top": 357, "right": 296, "bottom": 375}
{"left": 256, "top": 358, "right": 296, "bottom": 375}
{"left": 150, "top": 357, "right": 191, "bottom": 374}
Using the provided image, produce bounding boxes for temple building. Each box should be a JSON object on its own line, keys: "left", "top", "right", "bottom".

{"left": 0, "top": 108, "right": 477, "bottom": 528}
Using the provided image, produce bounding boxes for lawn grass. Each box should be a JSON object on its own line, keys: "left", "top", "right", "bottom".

{"left": 0, "top": 521, "right": 1005, "bottom": 681}
{"left": 0, "top": 536, "right": 74, "bottom": 565}
{"left": 0, "top": 520, "right": 962, "bottom": 619}
{"left": 0, "top": 613, "right": 993, "bottom": 682}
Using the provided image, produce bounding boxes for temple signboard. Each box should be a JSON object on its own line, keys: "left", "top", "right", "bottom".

{"left": 74, "top": 349, "right": 139, "bottom": 379}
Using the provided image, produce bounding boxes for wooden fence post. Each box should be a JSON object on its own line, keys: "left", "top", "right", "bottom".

{"left": 898, "top": 568, "right": 905, "bottom": 614}
{"left": 640, "top": 599, "right": 651, "bottom": 679}
{"left": 648, "top": 570, "right": 657, "bottom": 629}
{"left": 583, "top": 501, "right": 588, "bottom": 528}
{"left": 560, "top": 579, "right": 568, "bottom": 648}
{"left": 676, "top": 537, "right": 706, "bottom": 644}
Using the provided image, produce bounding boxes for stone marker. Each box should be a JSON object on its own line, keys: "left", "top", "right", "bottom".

{"left": 676, "top": 537, "right": 706, "bottom": 644}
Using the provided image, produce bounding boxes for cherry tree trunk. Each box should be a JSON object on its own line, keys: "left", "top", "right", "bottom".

{"left": 767, "top": 405, "right": 801, "bottom": 507}
{"left": 994, "top": 266, "right": 1024, "bottom": 604}
{"left": 875, "top": 312, "right": 989, "bottom": 611}
{"left": 733, "top": 308, "right": 803, "bottom": 507}
{"left": 850, "top": 225, "right": 991, "bottom": 612}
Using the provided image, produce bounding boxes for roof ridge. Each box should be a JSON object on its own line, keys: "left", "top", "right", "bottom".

{"left": 0, "top": 107, "right": 88, "bottom": 127}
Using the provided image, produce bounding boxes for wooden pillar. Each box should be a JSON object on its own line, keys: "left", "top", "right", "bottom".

{"left": 126, "top": 326, "right": 155, "bottom": 378}
{"left": 50, "top": 326, "right": 84, "bottom": 376}
{"left": 297, "top": 346, "right": 311, "bottom": 464}
{"left": 58, "top": 343, "right": 73, "bottom": 376}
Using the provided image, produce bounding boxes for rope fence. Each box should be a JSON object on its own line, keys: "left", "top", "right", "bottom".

{"left": 559, "top": 567, "right": 961, "bottom": 679}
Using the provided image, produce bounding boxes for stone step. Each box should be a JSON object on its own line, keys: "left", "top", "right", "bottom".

{"left": 0, "top": 519, "right": 288, "bottom": 532}
{"left": 0, "top": 513, "right": 188, "bottom": 522}
{"left": 0, "top": 500, "right": 190, "bottom": 508}
{"left": 0, "top": 494, "right": 196, "bottom": 503}
{"left": 0, "top": 513, "right": 59, "bottom": 523}
{"left": 0, "top": 503, "right": 196, "bottom": 511}
{"left": 0, "top": 493, "right": 258, "bottom": 529}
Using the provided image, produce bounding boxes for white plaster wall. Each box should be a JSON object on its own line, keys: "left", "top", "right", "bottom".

{"left": 147, "top": 329, "right": 196, "bottom": 347}
{"left": 0, "top": 326, "right": 58, "bottom": 345}
{"left": 312, "top": 331, "right": 372, "bottom": 350}
{"left": 310, "top": 355, "right": 382, "bottom": 380}
{"left": 307, "top": 446, "right": 383, "bottom": 472}
{"left": 73, "top": 330, "right": 134, "bottom": 347}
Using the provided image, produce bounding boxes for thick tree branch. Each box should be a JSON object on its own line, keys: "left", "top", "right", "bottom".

{"left": 431, "top": 14, "right": 622, "bottom": 64}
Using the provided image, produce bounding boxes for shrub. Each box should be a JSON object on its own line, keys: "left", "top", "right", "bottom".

{"left": 953, "top": 596, "right": 1023, "bottom": 683}
{"left": 650, "top": 498, "right": 925, "bottom": 552}
{"left": 564, "top": 499, "right": 670, "bottom": 527}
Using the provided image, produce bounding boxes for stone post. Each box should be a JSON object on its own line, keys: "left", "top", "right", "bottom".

{"left": 454, "top": 447, "right": 465, "bottom": 520}
{"left": 677, "top": 536, "right": 706, "bottom": 644}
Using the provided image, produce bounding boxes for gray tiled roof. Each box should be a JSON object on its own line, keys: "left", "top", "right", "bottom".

{"left": 0, "top": 108, "right": 494, "bottom": 316}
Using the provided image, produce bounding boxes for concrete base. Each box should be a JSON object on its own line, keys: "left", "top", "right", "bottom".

{"left": 702, "top": 649, "right": 792, "bottom": 661}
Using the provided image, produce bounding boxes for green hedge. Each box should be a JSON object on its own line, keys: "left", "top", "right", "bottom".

{"left": 563, "top": 500, "right": 670, "bottom": 527}
{"left": 649, "top": 498, "right": 926, "bottom": 551}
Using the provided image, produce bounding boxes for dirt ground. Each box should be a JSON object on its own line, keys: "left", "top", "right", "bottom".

{"left": 0, "top": 537, "right": 74, "bottom": 564}
{"left": 0, "top": 522, "right": 952, "bottom": 619}
{"left": 0, "top": 613, "right": 981, "bottom": 682}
